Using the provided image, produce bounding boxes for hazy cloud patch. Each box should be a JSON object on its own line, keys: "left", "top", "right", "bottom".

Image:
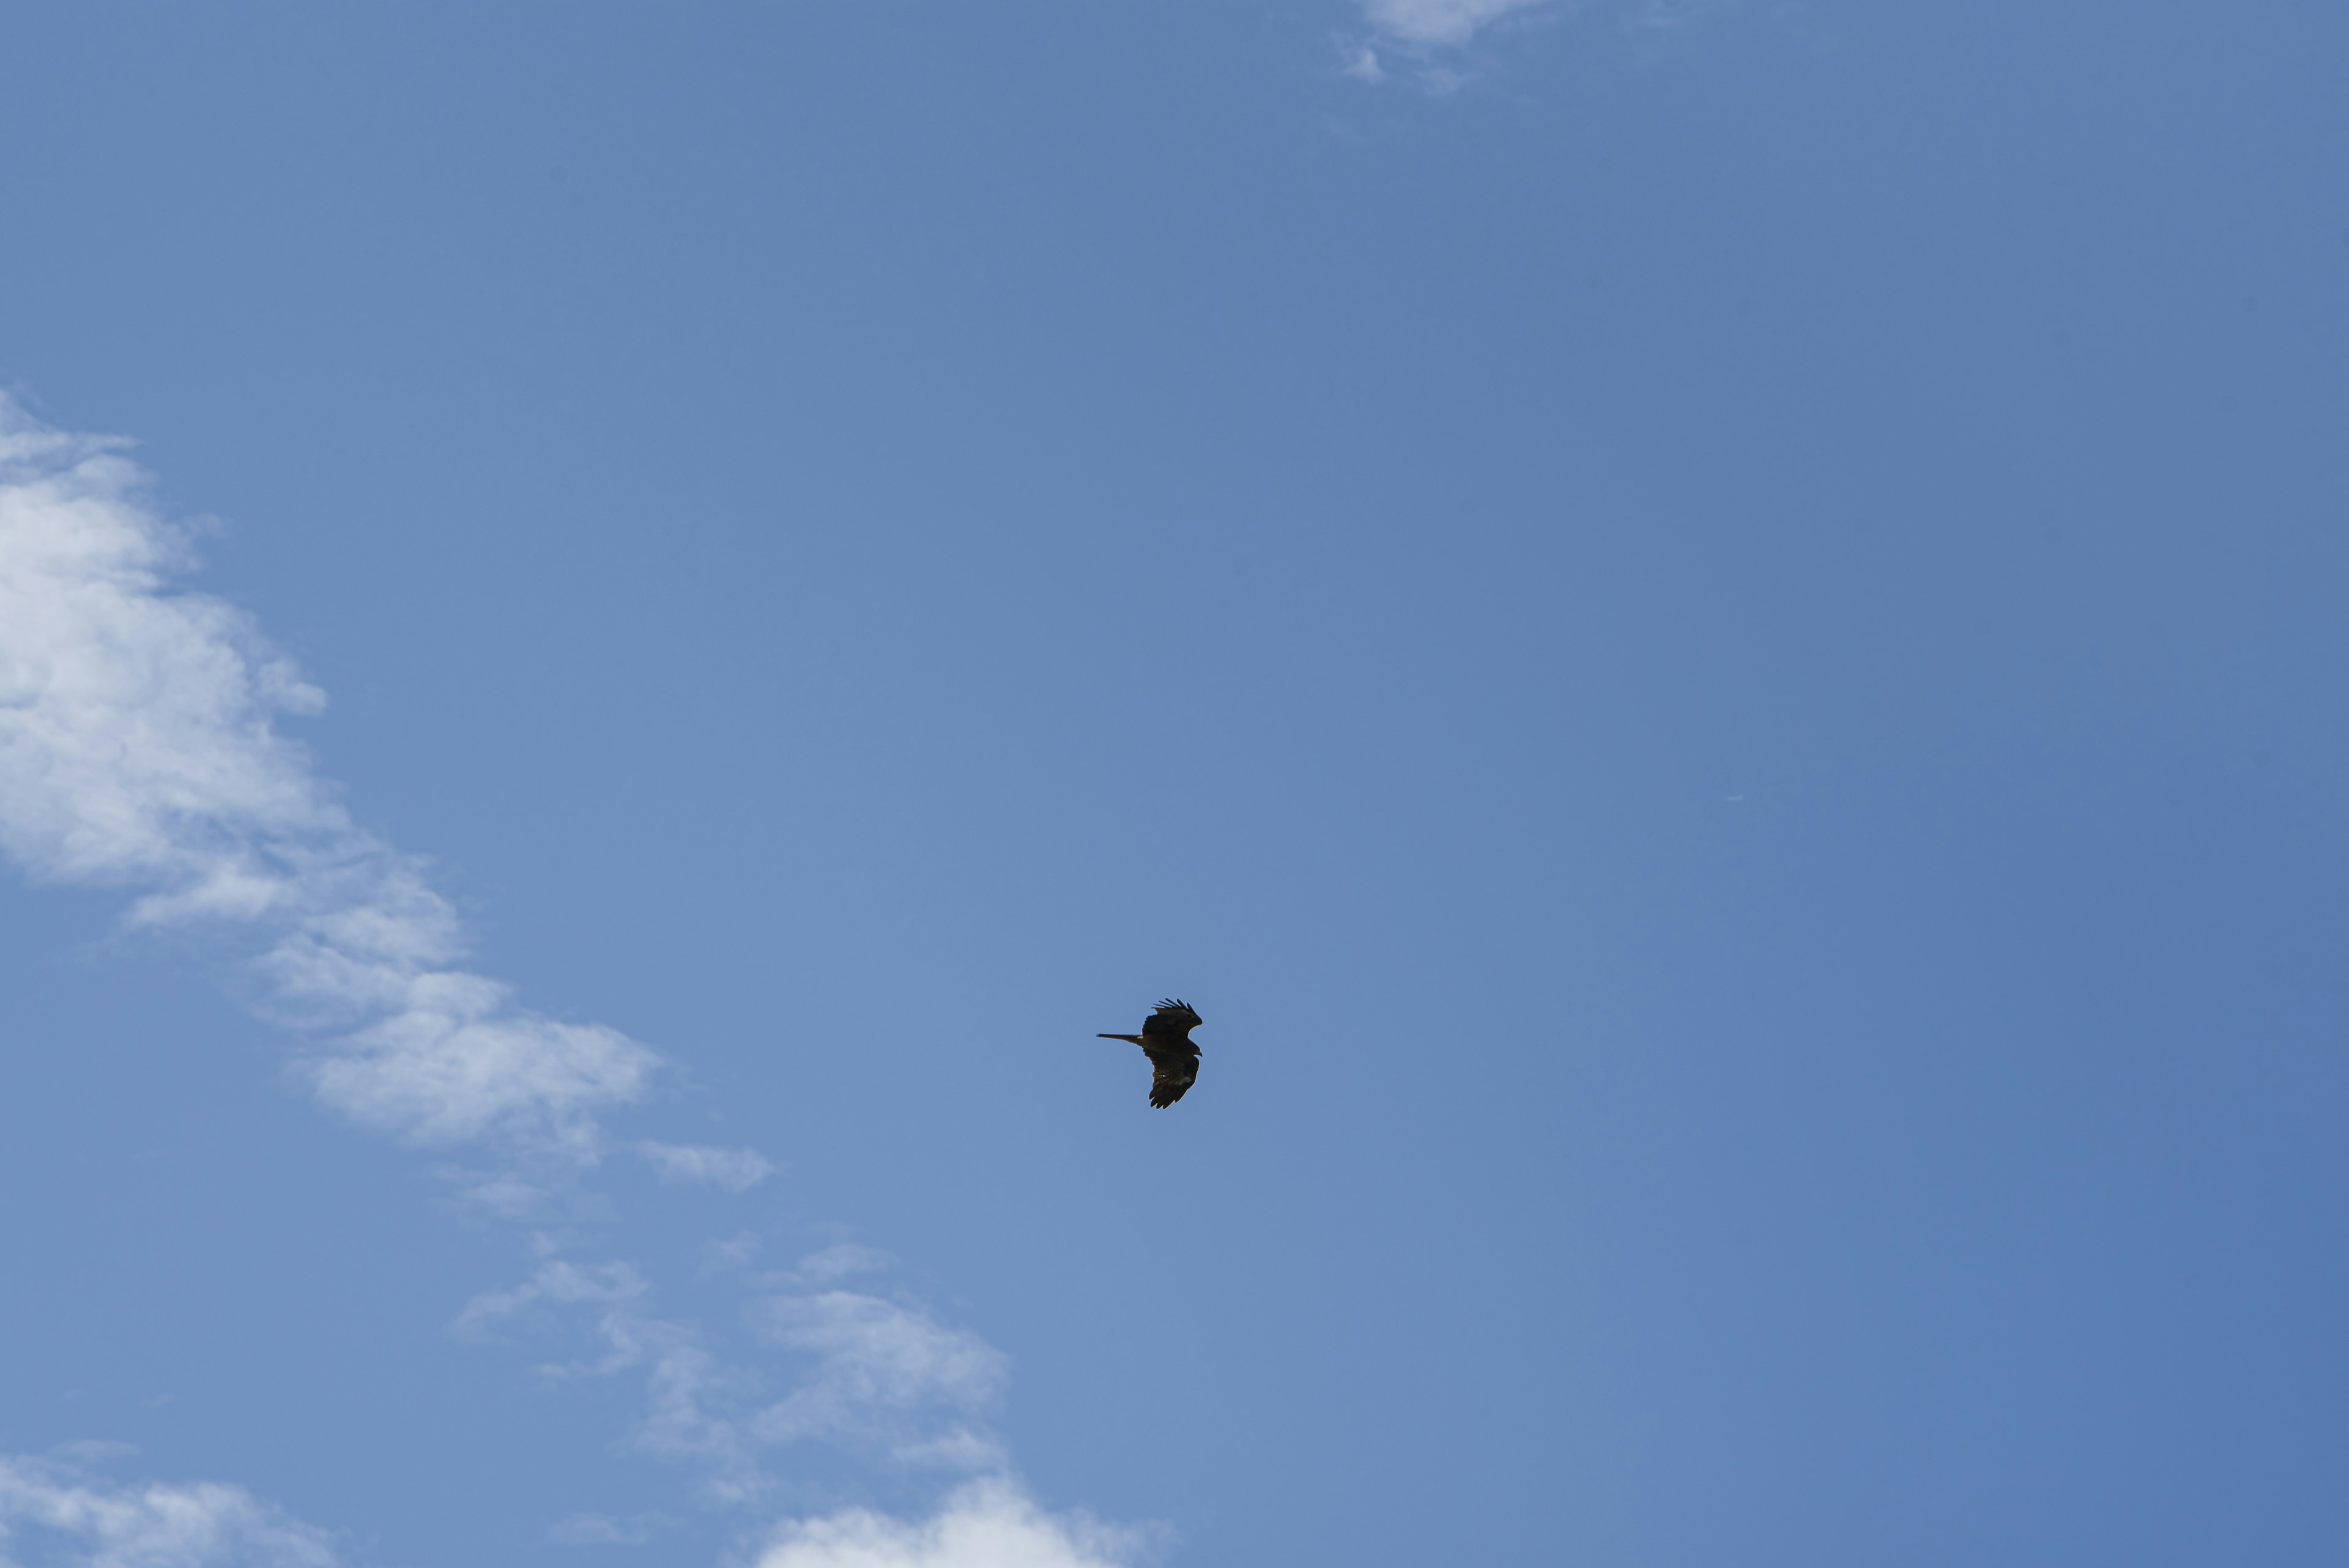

{"left": 752, "top": 1290, "right": 1009, "bottom": 1466}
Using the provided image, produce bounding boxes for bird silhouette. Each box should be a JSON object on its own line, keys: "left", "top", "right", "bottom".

{"left": 1097, "top": 998, "right": 1203, "bottom": 1108}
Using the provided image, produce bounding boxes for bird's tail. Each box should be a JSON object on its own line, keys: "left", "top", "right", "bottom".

{"left": 1097, "top": 1033, "right": 1145, "bottom": 1045}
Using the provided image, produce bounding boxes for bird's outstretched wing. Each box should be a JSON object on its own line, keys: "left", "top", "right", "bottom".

{"left": 1145, "top": 1049, "right": 1199, "bottom": 1108}
{"left": 1142, "top": 998, "right": 1203, "bottom": 1046}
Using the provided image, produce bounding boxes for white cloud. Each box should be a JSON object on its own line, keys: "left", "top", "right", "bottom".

{"left": 1359, "top": 0, "right": 1546, "bottom": 46}
{"left": 636, "top": 1141, "right": 776, "bottom": 1192}
{"left": 754, "top": 1479, "right": 1152, "bottom": 1568}
{"left": 0, "top": 1453, "right": 340, "bottom": 1567}
{"left": 0, "top": 395, "right": 660, "bottom": 1156}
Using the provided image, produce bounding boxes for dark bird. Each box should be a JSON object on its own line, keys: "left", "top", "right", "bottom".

{"left": 1097, "top": 998, "right": 1204, "bottom": 1108}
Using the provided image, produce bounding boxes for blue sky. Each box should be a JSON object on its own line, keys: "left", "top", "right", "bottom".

{"left": 2, "top": 2, "right": 2347, "bottom": 1564}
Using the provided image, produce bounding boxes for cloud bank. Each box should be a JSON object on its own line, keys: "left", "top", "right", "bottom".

{"left": 0, "top": 1454, "right": 339, "bottom": 1568}
{"left": 0, "top": 396, "right": 658, "bottom": 1159}
{"left": 0, "top": 395, "right": 1146, "bottom": 1566}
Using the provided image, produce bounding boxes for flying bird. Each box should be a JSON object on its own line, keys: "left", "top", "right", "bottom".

{"left": 1097, "top": 998, "right": 1203, "bottom": 1108}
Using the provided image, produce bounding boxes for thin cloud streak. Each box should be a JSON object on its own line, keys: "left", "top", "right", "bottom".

{"left": 0, "top": 395, "right": 660, "bottom": 1161}
{"left": 551, "top": 1512, "right": 666, "bottom": 1545}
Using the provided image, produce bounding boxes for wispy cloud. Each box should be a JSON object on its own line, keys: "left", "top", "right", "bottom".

{"left": 0, "top": 1453, "right": 340, "bottom": 1567}
{"left": 754, "top": 1479, "right": 1154, "bottom": 1568}
{"left": 0, "top": 396, "right": 659, "bottom": 1165}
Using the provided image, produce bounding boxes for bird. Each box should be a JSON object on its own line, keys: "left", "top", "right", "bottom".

{"left": 1097, "top": 998, "right": 1203, "bottom": 1108}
